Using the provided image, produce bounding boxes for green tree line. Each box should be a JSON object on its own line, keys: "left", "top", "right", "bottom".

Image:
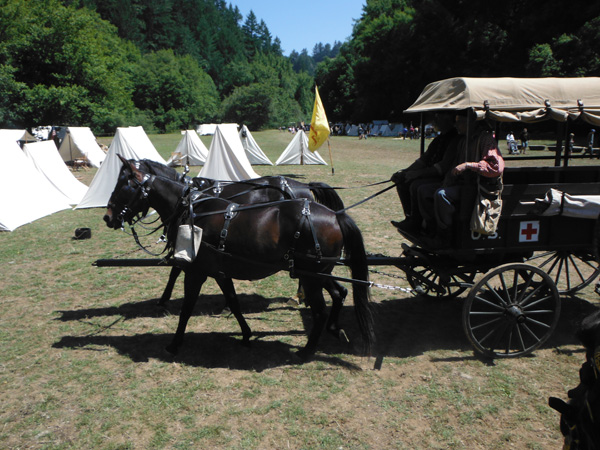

{"left": 3, "top": 0, "right": 599, "bottom": 134}
{"left": 316, "top": 0, "right": 600, "bottom": 123}
{"left": 0, "top": 0, "right": 317, "bottom": 133}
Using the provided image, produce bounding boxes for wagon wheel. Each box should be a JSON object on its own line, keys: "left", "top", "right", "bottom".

{"left": 526, "top": 250, "right": 600, "bottom": 295}
{"left": 462, "top": 263, "right": 560, "bottom": 359}
{"left": 406, "top": 266, "right": 475, "bottom": 299}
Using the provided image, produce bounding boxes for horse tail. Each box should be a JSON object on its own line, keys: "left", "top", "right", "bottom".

{"left": 335, "top": 211, "right": 375, "bottom": 355}
{"left": 309, "top": 182, "right": 345, "bottom": 212}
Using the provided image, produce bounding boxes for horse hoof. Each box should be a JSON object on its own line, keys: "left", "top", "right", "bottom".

{"left": 241, "top": 337, "right": 252, "bottom": 348}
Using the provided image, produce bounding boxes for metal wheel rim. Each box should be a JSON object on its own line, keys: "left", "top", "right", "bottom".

{"left": 462, "top": 263, "right": 560, "bottom": 359}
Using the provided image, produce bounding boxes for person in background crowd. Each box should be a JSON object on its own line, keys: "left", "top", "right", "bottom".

{"left": 519, "top": 128, "right": 529, "bottom": 154}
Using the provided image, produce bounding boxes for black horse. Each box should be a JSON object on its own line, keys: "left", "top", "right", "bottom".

{"left": 132, "top": 159, "right": 346, "bottom": 307}
{"left": 104, "top": 158, "right": 375, "bottom": 359}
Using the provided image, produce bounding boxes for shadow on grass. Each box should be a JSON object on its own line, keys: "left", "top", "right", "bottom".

{"left": 53, "top": 292, "right": 362, "bottom": 370}
{"left": 54, "top": 293, "right": 279, "bottom": 321}
{"left": 299, "top": 292, "right": 598, "bottom": 364}
{"left": 52, "top": 330, "right": 362, "bottom": 371}
{"left": 53, "top": 288, "right": 598, "bottom": 368}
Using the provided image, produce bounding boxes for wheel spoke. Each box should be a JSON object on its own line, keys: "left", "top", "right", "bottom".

{"left": 472, "top": 294, "right": 506, "bottom": 311}
{"left": 483, "top": 281, "right": 509, "bottom": 306}
{"left": 470, "top": 315, "right": 503, "bottom": 331}
{"left": 521, "top": 295, "right": 555, "bottom": 310}
{"left": 524, "top": 317, "right": 552, "bottom": 329}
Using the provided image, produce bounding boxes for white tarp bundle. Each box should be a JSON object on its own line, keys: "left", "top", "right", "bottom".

{"left": 167, "top": 130, "right": 208, "bottom": 166}
{"left": 58, "top": 127, "right": 106, "bottom": 168}
{"left": 535, "top": 188, "right": 600, "bottom": 219}
{"left": 275, "top": 130, "right": 327, "bottom": 165}
{"left": 0, "top": 140, "right": 70, "bottom": 231}
{"left": 23, "top": 140, "right": 88, "bottom": 205}
{"left": 76, "top": 126, "right": 167, "bottom": 209}
{"left": 198, "top": 124, "right": 260, "bottom": 180}
{"left": 239, "top": 125, "right": 273, "bottom": 165}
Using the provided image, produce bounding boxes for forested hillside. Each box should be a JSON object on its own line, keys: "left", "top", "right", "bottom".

{"left": 2, "top": 0, "right": 600, "bottom": 133}
{"left": 0, "top": 0, "right": 316, "bottom": 133}
{"left": 317, "top": 0, "right": 600, "bottom": 122}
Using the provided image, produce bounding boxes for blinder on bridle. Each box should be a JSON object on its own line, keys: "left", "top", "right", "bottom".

{"left": 108, "top": 169, "right": 154, "bottom": 228}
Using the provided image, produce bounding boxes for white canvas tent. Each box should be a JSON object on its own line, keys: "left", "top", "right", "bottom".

{"left": 0, "top": 129, "right": 36, "bottom": 145}
{"left": 58, "top": 127, "right": 106, "bottom": 168}
{"left": 0, "top": 140, "right": 71, "bottom": 231}
{"left": 167, "top": 130, "right": 208, "bottom": 166}
{"left": 239, "top": 125, "right": 273, "bottom": 165}
{"left": 76, "top": 126, "right": 167, "bottom": 209}
{"left": 198, "top": 124, "right": 260, "bottom": 180}
{"left": 275, "top": 130, "right": 327, "bottom": 165}
{"left": 23, "top": 140, "right": 88, "bottom": 205}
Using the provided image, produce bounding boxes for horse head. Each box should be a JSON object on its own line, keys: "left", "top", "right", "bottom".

{"left": 104, "top": 155, "right": 151, "bottom": 229}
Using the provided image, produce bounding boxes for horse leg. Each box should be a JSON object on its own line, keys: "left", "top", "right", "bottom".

{"left": 165, "top": 271, "right": 207, "bottom": 355}
{"left": 214, "top": 274, "right": 252, "bottom": 346}
{"left": 324, "top": 280, "right": 349, "bottom": 342}
{"left": 296, "top": 278, "right": 328, "bottom": 361}
{"left": 158, "top": 266, "right": 182, "bottom": 306}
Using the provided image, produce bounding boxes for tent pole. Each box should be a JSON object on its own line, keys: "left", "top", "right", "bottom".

{"left": 327, "top": 139, "right": 334, "bottom": 175}
{"left": 419, "top": 113, "right": 425, "bottom": 156}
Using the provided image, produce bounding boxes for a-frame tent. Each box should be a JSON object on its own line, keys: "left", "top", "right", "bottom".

{"left": 275, "top": 130, "right": 327, "bottom": 165}
{"left": 0, "top": 140, "right": 70, "bottom": 231}
{"left": 58, "top": 127, "right": 106, "bottom": 168}
{"left": 0, "top": 129, "right": 36, "bottom": 145}
{"left": 239, "top": 125, "right": 273, "bottom": 165}
{"left": 76, "top": 126, "right": 167, "bottom": 209}
{"left": 379, "top": 124, "right": 397, "bottom": 137}
{"left": 23, "top": 140, "right": 88, "bottom": 205}
{"left": 198, "top": 124, "right": 260, "bottom": 180}
{"left": 167, "top": 130, "right": 208, "bottom": 166}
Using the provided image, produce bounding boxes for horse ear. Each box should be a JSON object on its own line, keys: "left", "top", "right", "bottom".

{"left": 128, "top": 160, "right": 144, "bottom": 182}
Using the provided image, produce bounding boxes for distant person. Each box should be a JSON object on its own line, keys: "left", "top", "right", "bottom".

{"left": 567, "top": 133, "right": 575, "bottom": 156}
{"left": 506, "top": 131, "right": 517, "bottom": 154}
{"left": 587, "top": 129, "right": 596, "bottom": 156}
{"left": 519, "top": 128, "right": 529, "bottom": 154}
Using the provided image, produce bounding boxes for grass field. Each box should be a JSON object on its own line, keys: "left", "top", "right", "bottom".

{"left": 1, "top": 130, "right": 598, "bottom": 449}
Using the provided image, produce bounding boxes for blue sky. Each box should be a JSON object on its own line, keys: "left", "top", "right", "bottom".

{"left": 230, "top": 1, "right": 366, "bottom": 56}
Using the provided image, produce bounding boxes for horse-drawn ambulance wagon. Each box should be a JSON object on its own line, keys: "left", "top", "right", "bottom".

{"left": 96, "top": 77, "right": 600, "bottom": 360}
{"left": 382, "top": 77, "right": 600, "bottom": 358}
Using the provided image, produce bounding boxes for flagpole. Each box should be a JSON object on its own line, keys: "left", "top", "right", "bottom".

{"left": 327, "top": 139, "right": 334, "bottom": 175}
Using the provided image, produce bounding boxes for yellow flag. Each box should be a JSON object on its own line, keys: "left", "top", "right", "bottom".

{"left": 308, "top": 86, "right": 330, "bottom": 152}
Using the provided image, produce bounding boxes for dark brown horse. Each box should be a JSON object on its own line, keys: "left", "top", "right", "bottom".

{"left": 132, "top": 159, "right": 346, "bottom": 306}
{"left": 104, "top": 158, "right": 374, "bottom": 359}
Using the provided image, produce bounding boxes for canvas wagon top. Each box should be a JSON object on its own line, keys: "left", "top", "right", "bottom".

{"left": 404, "top": 77, "right": 600, "bottom": 125}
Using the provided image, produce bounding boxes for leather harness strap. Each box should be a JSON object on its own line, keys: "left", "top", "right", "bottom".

{"left": 218, "top": 203, "right": 238, "bottom": 252}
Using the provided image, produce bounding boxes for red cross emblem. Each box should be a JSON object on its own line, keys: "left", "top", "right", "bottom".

{"left": 519, "top": 221, "right": 540, "bottom": 242}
